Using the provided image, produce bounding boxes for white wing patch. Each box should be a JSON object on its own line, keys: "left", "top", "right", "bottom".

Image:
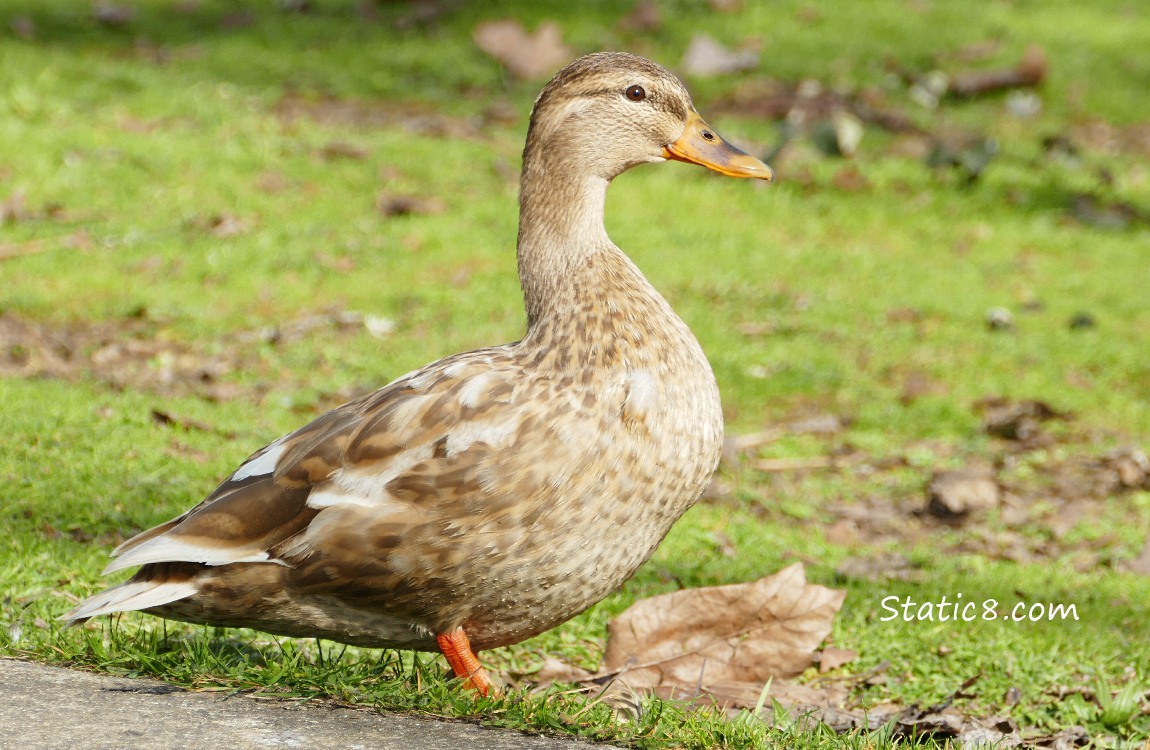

{"left": 445, "top": 416, "right": 520, "bottom": 455}
{"left": 103, "top": 536, "right": 272, "bottom": 574}
{"left": 313, "top": 445, "right": 435, "bottom": 507}
{"left": 232, "top": 440, "right": 288, "bottom": 481}
{"left": 456, "top": 371, "right": 499, "bottom": 408}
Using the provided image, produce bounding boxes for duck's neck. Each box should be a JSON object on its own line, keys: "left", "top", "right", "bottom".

{"left": 516, "top": 149, "right": 615, "bottom": 328}
{"left": 513, "top": 147, "right": 704, "bottom": 376}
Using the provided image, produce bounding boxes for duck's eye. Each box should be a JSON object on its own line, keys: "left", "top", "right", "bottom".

{"left": 625, "top": 85, "right": 646, "bottom": 102}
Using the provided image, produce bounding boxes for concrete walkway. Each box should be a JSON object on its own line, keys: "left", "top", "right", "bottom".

{"left": 0, "top": 659, "right": 615, "bottom": 750}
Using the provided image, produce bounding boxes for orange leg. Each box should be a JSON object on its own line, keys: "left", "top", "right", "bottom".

{"left": 436, "top": 627, "right": 498, "bottom": 696}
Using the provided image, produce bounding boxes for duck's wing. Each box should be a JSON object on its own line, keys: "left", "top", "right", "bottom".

{"left": 101, "top": 346, "right": 552, "bottom": 576}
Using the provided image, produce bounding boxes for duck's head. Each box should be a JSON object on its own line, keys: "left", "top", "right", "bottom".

{"left": 524, "top": 52, "right": 773, "bottom": 183}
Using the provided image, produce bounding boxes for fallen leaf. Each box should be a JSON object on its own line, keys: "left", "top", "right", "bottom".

{"left": 93, "top": 2, "right": 135, "bottom": 27}
{"left": 151, "top": 409, "right": 230, "bottom": 437}
{"left": 817, "top": 646, "right": 857, "bottom": 673}
{"left": 707, "top": 0, "right": 744, "bottom": 12}
{"left": 949, "top": 39, "right": 1002, "bottom": 64}
{"left": 975, "top": 397, "right": 1067, "bottom": 442}
{"left": 720, "top": 428, "right": 784, "bottom": 464}
{"left": 165, "top": 440, "right": 212, "bottom": 464}
{"left": 831, "top": 164, "right": 869, "bottom": 191}
{"left": 275, "top": 92, "right": 480, "bottom": 139}
{"left": 473, "top": 19, "right": 572, "bottom": 81}
{"left": 255, "top": 171, "right": 291, "bottom": 193}
{"left": 393, "top": 0, "right": 446, "bottom": 30}
{"left": 714, "top": 76, "right": 922, "bottom": 136}
{"left": 835, "top": 552, "right": 920, "bottom": 582}
{"left": 219, "top": 11, "right": 255, "bottom": 30}
{"left": 947, "top": 44, "right": 1048, "bottom": 98}
{"left": 788, "top": 413, "right": 845, "bottom": 435}
{"left": 1069, "top": 119, "right": 1150, "bottom": 158}
{"left": 681, "top": 33, "right": 758, "bottom": 77}
{"left": 751, "top": 456, "right": 834, "bottom": 472}
{"left": 1023, "top": 725, "right": 1091, "bottom": 749}
{"left": 9, "top": 15, "right": 34, "bottom": 39}
{"left": 317, "top": 141, "right": 368, "bottom": 160}
{"left": 1, "top": 191, "right": 29, "bottom": 224}
{"left": 1127, "top": 533, "right": 1150, "bottom": 576}
{"left": 530, "top": 656, "right": 594, "bottom": 686}
{"left": 0, "top": 309, "right": 372, "bottom": 404}
{"left": 1043, "top": 499, "right": 1087, "bottom": 540}
{"left": 600, "top": 563, "right": 845, "bottom": 699}
{"left": 823, "top": 519, "right": 856, "bottom": 546}
{"left": 191, "top": 212, "right": 251, "bottom": 238}
{"left": 376, "top": 193, "right": 446, "bottom": 218}
{"left": 900, "top": 370, "right": 945, "bottom": 405}
{"left": 926, "top": 466, "right": 1000, "bottom": 520}
{"left": 619, "top": 0, "right": 660, "bottom": 33}
{"left": 1069, "top": 193, "right": 1146, "bottom": 229}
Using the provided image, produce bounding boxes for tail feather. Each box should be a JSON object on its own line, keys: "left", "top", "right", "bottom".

{"left": 61, "top": 579, "right": 199, "bottom": 623}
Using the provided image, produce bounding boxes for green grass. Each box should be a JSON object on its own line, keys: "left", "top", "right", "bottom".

{"left": 3, "top": 1, "right": 1150, "bottom": 747}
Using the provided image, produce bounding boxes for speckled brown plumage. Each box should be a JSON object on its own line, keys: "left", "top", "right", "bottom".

{"left": 64, "top": 53, "right": 772, "bottom": 684}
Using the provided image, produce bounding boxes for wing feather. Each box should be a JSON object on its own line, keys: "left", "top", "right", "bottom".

{"left": 104, "top": 348, "right": 528, "bottom": 575}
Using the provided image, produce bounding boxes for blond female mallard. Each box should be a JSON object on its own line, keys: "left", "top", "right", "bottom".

{"left": 64, "top": 52, "right": 772, "bottom": 695}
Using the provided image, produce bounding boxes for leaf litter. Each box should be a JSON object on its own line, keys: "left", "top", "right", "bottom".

{"left": 530, "top": 564, "right": 854, "bottom": 719}
{"left": 524, "top": 563, "right": 1095, "bottom": 746}
{"left": 0, "top": 309, "right": 375, "bottom": 405}
{"left": 714, "top": 397, "right": 1149, "bottom": 571}
{"left": 473, "top": 19, "right": 573, "bottom": 81}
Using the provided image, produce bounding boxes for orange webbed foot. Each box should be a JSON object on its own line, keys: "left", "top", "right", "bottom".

{"left": 436, "top": 627, "right": 499, "bottom": 696}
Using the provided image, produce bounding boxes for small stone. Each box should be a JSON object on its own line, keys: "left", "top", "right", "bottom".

{"left": 985, "top": 307, "right": 1014, "bottom": 330}
{"left": 1005, "top": 90, "right": 1042, "bottom": 118}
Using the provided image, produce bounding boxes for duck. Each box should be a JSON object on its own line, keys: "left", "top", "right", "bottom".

{"left": 63, "top": 52, "right": 773, "bottom": 696}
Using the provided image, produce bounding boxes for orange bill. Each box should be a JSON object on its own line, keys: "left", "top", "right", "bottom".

{"left": 662, "top": 111, "right": 774, "bottom": 181}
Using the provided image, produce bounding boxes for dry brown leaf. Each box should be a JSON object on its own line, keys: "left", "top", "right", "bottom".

{"left": 1, "top": 191, "right": 29, "bottom": 224}
{"left": 681, "top": 34, "right": 758, "bottom": 77}
{"left": 93, "top": 2, "right": 134, "bottom": 27}
{"left": 376, "top": 193, "right": 446, "bottom": 217}
{"left": 835, "top": 552, "right": 921, "bottom": 583}
{"left": 192, "top": 212, "right": 251, "bottom": 238}
{"left": 948, "top": 44, "right": 1048, "bottom": 98}
{"left": 926, "top": 466, "right": 1000, "bottom": 520}
{"left": 831, "top": 165, "right": 869, "bottom": 192}
{"left": 619, "top": 0, "right": 660, "bottom": 33}
{"left": 317, "top": 141, "right": 369, "bottom": 161}
{"left": 823, "top": 519, "right": 857, "bottom": 546}
{"left": 707, "top": 0, "right": 744, "bottom": 12}
{"left": 9, "top": 15, "right": 35, "bottom": 39}
{"left": 473, "top": 19, "right": 572, "bottom": 81}
{"left": 817, "top": 646, "right": 857, "bottom": 673}
{"left": 1127, "top": 533, "right": 1150, "bottom": 576}
{"left": 600, "top": 563, "right": 845, "bottom": 697}
{"left": 531, "top": 656, "right": 594, "bottom": 686}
